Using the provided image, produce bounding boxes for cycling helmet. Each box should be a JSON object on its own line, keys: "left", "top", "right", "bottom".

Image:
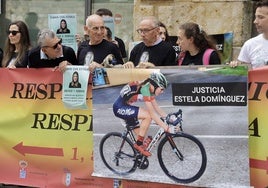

{"left": 149, "top": 71, "right": 168, "bottom": 89}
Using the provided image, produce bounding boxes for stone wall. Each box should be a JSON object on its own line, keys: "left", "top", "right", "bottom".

{"left": 133, "top": 0, "right": 255, "bottom": 60}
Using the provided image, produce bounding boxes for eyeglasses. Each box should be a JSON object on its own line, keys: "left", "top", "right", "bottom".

{"left": 8, "top": 30, "right": 20, "bottom": 36}
{"left": 90, "top": 26, "right": 105, "bottom": 32}
{"left": 44, "top": 38, "right": 62, "bottom": 49}
{"left": 136, "top": 27, "right": 158, "bottom": 34}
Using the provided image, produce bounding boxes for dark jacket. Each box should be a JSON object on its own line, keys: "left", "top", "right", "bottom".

{"left": 28, "top": 45, "right": 78, "bottom": 68}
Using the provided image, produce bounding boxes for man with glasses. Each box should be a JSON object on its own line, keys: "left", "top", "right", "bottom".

{"left": 28, "top": 29, "right": 78, "bottom": 70}
{"left": 126, "top": 16, "right": 176, "bottom": 68}
{"left": 77, "top": 14, "right": 124, "bottom": 71}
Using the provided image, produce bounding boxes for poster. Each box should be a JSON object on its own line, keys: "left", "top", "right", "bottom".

{"left": 103, "top": 17, "right": 115, "bottom": 40}
{"left": 211, "top": 32, "right": 234, "bottom": 64}
{"left": 62, "top": 66, "right": 90, "bottom": 109}
{"left": 48, "top": 14, "right": 77, "bottom": 52}
{"left": 92, "top": 66, "right": 249, "bottom": 187}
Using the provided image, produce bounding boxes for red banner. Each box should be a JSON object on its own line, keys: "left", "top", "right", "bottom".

{"left": 249, "top": 66, "right": 268, "bottom": 187}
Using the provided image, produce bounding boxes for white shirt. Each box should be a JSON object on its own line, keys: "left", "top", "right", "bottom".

{"left": 238, "top": 34, "right": 268, "bottom": 69}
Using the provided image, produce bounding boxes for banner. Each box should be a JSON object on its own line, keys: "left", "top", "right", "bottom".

{"left": 0, "top": 68, "right": 97, "bottom": 187}
{"left": 0, "top": 66, "right": 251, "bottom": 187}
{"left": 92, "top": 66, "right": 249, "bottom": 187}
{"left": 0, "top": 68, "right": 186, "bottom": 188}
{"left": 249, "top": 66, "right": 268, "bottom": 188}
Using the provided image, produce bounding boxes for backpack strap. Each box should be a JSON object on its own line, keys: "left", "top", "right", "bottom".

{"left": 202, "top": 48, "right": 214, "bottom": 65}
{"left": 177, "top": 51, "right": 186, "bottom": 66}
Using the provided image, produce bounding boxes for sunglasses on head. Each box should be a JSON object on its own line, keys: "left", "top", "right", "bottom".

{"left": 8, "top": 30, "right": 20, "bottom": 36}
{"left": 46, "top": 38, "right": 62, "bottom": 49}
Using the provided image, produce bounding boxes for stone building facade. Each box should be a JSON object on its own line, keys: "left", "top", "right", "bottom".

{"left": 0, "top": 0, "right": 257, "bottom": 60}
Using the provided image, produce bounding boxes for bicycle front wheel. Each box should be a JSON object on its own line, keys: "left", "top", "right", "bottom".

{"left": 99, "top": 132, "right": 137, "bottom": 175}
{"left": 158, "top": 132, "right": 207, "bottom": 184}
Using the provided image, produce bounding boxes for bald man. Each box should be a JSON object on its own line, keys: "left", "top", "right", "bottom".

{"left": 77, "top": 14, "right": 124, "bottom": 66}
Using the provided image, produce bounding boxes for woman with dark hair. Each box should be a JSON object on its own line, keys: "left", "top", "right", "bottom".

{"left": 69, "top": 71, "right": 81, "bottom": 88}
{"left": 159, "top": 22, "right": 170, "bottom": 42}
{"left": 1, "top": 20, "right": 31, "bottom": 68}
{"left": 56, "top": 19, "right": 70, "bottom": 34}
{"left": 177, "top": 22, "right": 221, "bottom": 65}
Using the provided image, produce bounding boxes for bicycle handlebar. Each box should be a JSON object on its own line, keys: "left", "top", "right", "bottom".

{"left": 165, "top": 109, "right": 183, "bottom": 126}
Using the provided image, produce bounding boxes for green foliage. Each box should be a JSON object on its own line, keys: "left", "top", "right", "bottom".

{"left": 207, "top": 66, "right": 248, "bottom": 76}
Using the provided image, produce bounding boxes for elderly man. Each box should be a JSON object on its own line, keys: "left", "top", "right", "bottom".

{"left": 95, "top": 8, "right": 127, "bottom": 61}
{"left": 28, "top": 29, "right": 77, "bottom": 70}
{"left": 127, "top": 16, "right": 176, "bottom": 68}
{"left": 77, "top": 14, "right": 124, "bottom": 69}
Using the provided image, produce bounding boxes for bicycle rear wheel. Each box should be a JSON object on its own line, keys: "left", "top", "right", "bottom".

{"left": 158, "top": 132, "right": 207, "bottom": 183}
{"left": 99, "top": 132, "right": 137, "bottom": 175}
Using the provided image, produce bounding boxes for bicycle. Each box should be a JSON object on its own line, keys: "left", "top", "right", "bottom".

{"left": 99, "top": 109, "right": 207, "bottom": 184}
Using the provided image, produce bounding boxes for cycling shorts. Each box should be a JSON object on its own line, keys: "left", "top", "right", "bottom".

{"left": 113, "top": 97, "right": 139, "bottom": 127}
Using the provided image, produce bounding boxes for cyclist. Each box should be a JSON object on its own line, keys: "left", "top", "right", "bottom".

{"left": 113, "top": 71, "right": 170, "bottom": 157}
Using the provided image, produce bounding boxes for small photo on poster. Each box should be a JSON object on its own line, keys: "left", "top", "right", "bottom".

{"left": 92, "top": 66, "right": 249, "bottom": 187}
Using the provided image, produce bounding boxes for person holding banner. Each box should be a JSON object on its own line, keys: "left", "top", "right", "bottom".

{"left": 95, "top": 8, "right": 127, "bottom": 60}
{"left": 1, "top": 20, "right": 31, "bottom": 68}
{"left": 176, "top": 22, "right": 221, "bottom": 66}
{"left": 230, "top": 0, "right": 268, "bottom": 69}
{"left": 77, "top": 14, "right": 124, "bottom": 68}
{"left": 28, "top": 29, "right": 78, "bottom": 71}
{"left": 127, "top": 16, "right": 176, "bottom": 68}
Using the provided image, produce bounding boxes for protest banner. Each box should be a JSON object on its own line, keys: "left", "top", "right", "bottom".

{"left": 92, "top": 66, "right": 249, "bottom": 187}
{"left": 0, "top": 66, "right": 252, "bottom": 187}
{"left": 0, "top": 68, "right": 96, "bottom": 187}
{"left": 248, "top": 67, "right": 268, "bottom": 188}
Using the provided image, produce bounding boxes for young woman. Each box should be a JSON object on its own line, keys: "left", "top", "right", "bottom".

{"left": 56, "top": 19, "right": 70, "bottom": 34}
{"left": 113, "top": 71, "right": 170, "bottom": 157}
{"left": 2, "top": 21, "right": 31, "bottom": 68}
{"left": 69, "top": 71, "right": 81, "bottom": 88}
{"left": 159, "top": 22, "right": 170, "bottom": 42}
{"left": 177, "top": 22, "right": 221, "bottom": 65}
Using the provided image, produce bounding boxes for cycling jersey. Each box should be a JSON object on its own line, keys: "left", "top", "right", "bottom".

{"left": 113, "top": 80, "right": 155, "bottom": 126}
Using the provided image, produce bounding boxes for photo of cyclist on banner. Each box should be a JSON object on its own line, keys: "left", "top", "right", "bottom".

{"left": 112, "top": 71, "right": 179, "bottom": 157}
{"left": 93, "top": 67, "right": 248, "bottom": 186}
